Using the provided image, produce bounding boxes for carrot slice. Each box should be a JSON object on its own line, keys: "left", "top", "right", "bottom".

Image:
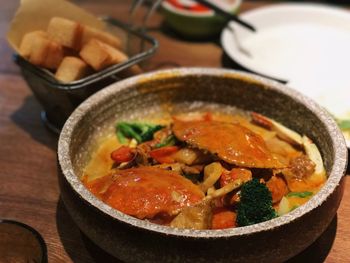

{"left": 211, "top": 207, "right": 236, "bottom": 229}
{"left": 149, "top": 146, "right": 180, "bottom": 164}
{"left": 111, "top": 146, "right": 134, "bottom": 164}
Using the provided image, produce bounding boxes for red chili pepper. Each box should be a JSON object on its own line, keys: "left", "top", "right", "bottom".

{"left": 149, "top": 146, "right": 179, "bottom": 164}
{"left": 111, "top": 146, "right": 134, "bottom": 164}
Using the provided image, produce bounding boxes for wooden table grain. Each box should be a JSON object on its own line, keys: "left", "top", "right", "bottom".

{"left": 0, "top": 1, "right": 349, "bottom": 262}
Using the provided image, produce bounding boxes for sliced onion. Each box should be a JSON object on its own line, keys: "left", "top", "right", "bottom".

{"left": 200, "top": 162, "right": 223, "bottom": 192}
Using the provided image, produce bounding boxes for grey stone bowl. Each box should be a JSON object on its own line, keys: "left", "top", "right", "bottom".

{"left": 58, "top": 68, "right": 348, "bottom": 263}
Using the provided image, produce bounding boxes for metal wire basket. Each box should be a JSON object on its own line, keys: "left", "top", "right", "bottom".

{"left": 15, "top": 16, "right": 158, "bottom": 133}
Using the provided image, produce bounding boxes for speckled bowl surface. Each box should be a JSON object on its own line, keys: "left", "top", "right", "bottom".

{"left": 58, "top": 68, "right": 348, "bottom": 263}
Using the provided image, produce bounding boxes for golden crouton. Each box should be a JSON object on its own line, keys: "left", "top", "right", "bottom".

{"left": 47, "top": 17, "right": 83, "bottom": 50}
{"left": 102, "top": 43, "right": 142, "bottom": 77}
{"left": 19, "top": 17, "right": 136, "bottom": 79}
{"left": 55, "top": 56, "right": 90, "bottom": 83}
{"left": 79, "top": 38, "right": 112, "bottom": 70}
{"left": 19, "top": 31, "right": 48, "bottom": 58}
{"left": 80, "top": 38, "right": 141, "bottom": 75}
{"left": 20, "top": 33, "right": 64, "bottom": 70}
{"left": 47, "top": 17, "right": 121, "bottom": 50}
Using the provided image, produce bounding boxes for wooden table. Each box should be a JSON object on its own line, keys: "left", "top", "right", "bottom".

{"left": 0, "top": 0, "right": 349, "bottom": 262}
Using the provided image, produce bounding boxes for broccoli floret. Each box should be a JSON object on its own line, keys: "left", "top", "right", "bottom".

{"left": 237, "top": 178, "right": 276, "bottom": 227}
{"left": 116, "top": 122, "right": 163, "bottom": 143}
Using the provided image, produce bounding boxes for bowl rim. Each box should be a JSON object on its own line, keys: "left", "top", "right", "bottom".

{"left": 58, "top": 67, "right": 348, "bottom": 238}
{"left": 161, "top": 0, "right": 241, "bottom": 18}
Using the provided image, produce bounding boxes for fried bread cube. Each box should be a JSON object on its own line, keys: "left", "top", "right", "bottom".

{"left": 47, "top": 17, "right": 121, "bottom": 50}
{"left": 47, "top": 17, "right": 83, "bottom": 50}
{"left": 79, "top": 38, "right": 112, "bottom": 70}
{"left": 104, "top": 43, "right": 142, "bottom": 76}
{"left": 80, "top": 38, "right": 141, "bottom": 75}
{"left": 19, "top": 31, "right": 48, "bottom": 58}
{"left": 20, "top": 32, "right": 64, "bottom": 70}
{"left": 55, "top": 56, "right": 90, "bottom": 83}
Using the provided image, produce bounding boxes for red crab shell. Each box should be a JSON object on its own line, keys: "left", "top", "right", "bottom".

{"left": 85, "top": 166, "right": 204, "bottom": 219}
{"left": 172, "top": 120, "right": 285, "bottom": 169}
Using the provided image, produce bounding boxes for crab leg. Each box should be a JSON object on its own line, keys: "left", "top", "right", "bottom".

{"left": 251, "top": 112, "right": 303, "bottom": 146}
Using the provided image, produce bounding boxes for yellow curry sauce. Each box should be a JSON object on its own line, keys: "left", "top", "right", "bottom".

{"left": 82, "top": 111, "right": 327, "bottom": 230}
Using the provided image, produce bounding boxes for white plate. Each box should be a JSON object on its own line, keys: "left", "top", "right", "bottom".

{"left": 221, "top": 3, "right": 350, "bottom": 145}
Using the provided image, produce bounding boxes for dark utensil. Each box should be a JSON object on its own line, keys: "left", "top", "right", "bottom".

{"left": 195, "top": 0, "right": 256, "bottom": 32}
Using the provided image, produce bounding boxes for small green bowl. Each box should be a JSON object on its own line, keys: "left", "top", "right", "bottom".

{"left": 161, "top": 0, "right": 241, "bottom": 39}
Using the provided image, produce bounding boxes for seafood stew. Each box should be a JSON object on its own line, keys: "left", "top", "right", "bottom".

{"left": 82, "top": 111, "right": 327, "bottom": 230}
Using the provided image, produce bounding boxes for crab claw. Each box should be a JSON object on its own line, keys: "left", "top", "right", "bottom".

{"left": 251, "top": 112, "right": 303, "bottom": 146}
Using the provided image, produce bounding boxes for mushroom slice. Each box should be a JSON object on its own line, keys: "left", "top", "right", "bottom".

{"left": 205, "top": 179, "right": 243, "bottom": 200}
{"left": 200, "top": 162, "right": 223, "bottom": 193}
{"left": 170, "top": 179, "right": 243, "bottom": 230}
{"left": 172, "top": 120, "right": 285, "bottom": 168}
{"left": 170, "top": 199, "right": 213, "bottom": 230}
{"left": 302, "top": 135, "right": 325, "bottom": 175}
{"left": 251, "top": 112, "right": 303, "bottom": 146}
{"left": 281, "top": 137, "right": 326, "bottom": 192}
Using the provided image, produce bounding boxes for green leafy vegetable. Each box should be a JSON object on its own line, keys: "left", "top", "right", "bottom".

{"left": 154, "top": 135, "right": 177, "bottom": 148}
{"left": 116, "top": 122, "right": 164, "bottom": 143}
{"left": 337, "top": 119, "right": 350, "bottom": 130}
{"left": 116, "top": 130, "right": 128, "bottom": 144}
{"left": 287, "top": 191, "right": 313, "bottom": 198}
{"left": 237, "top": 178, "right": 276, "bottom": 227}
